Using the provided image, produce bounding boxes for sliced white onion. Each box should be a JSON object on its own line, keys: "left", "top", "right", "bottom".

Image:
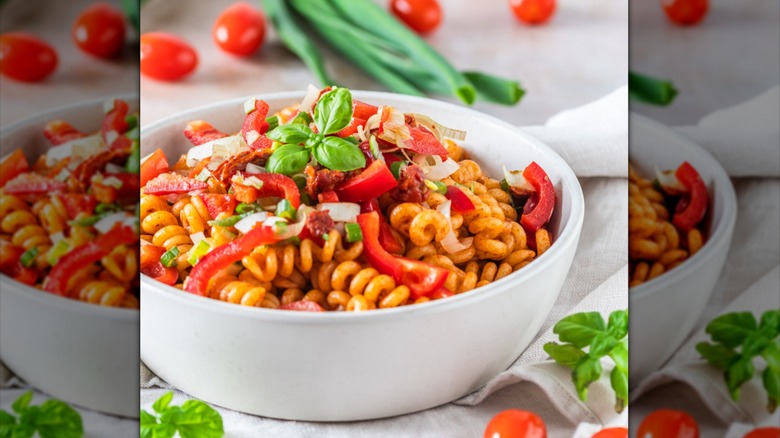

{"left": 299, "top": 84, "right": 320, "bottom": 113}
{"left": 245, "top": 163, "right": 265, "bottom": 174}
{"left": 655, "top": 166, "right": 686, "bottom": 194}
{"left": 364, "top": 107, "right": 383, "bottom": 132}
{"left": 122, "top": 216, "right": 138, "bottom": 229}
{"left": 186, "top": 134, "right": 246, "bottom": 168}
{"left": 46, "top": 133, "right": 104, "bottom": 167}
{"left": 377, "top": 107, "right": 411, "bottom": 146}
{"left": 234, "top": 212, "right": 270, "bottom": 234}
{"left": 100, "top": 176, "right": 123, "bottom": 189}
{"left": 415, "top": 154, "right": 459, "bottom": 181}
{"left": 104, "top": 162, "right": 125, "bottom": 174}
{"left": 263, "top": 215, "right": 306, "bottom": 240}
{"left": 503, "top": 165, "right": 534, "bottom": 195}
{"left": 54, "top": 168, "right": 71, "bottom": 181}
{"left": 316, "top": 202, "right": 360, "bottom": 222}
{"left": 190, "top": 231, "right": 206, "bottom": 246}
{"left": 50, "top": 231, "right": 65, "bottom": 246}
{"left": 244, "top": 97, "right": 257, "bottom": 114}
{"left": 436, "top": 200, "right": 472, "bottom": 253}
{"left": 194, "top": 168, "right": 211, "bottom": 182}
{"left": 411, "top": 113, "right": 467, "bottom": 141}
{"left": 94, "top": 212, "right": 129, "bottom": 234}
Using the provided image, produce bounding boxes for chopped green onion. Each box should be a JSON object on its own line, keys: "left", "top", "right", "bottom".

{"left": 47, "top": 240, "right": 71, "bottom": 266}
{"left": 235, "top": 203, "right": 260, "bottom": 214}
{"left": 321, "top": 232, "right": 330, "bottom": 241}
{"left": 369, "top": 135, "right": 381, "bottom": 159}
{"left": 424, "top": 180, "right": 447, "bottom": 194}
{"left": 276, "top": 199, "right": 297, "bottom": 220}
{"left": 95, "top": 203, "right": 121, "bottom": 214}
{"left": 629, "top": 71, "right": 678, "bottom": 106}
{"left": 126, "top": 140, "right": 140, "bottom": 173}
{"left": 69, "top": 213, "right": 105, "bottom": 227}
{"left": 208, "top": 213, "right": 249, "bottom": 227}
{"left": 500, "top": 178, "right": 510, "bottom": 193}
{"left": 266, "top": 115, "right": 280, "bottom": 131}
{"left": 161, "top": 247, "right": 179, "bottom": 268}
{"left": 275, "top": 222, "right": 289, "bottom": 236}
{"left": 282, "top": 236, "right": 301, "bottom": 246}
{"left": 390, "top": 161, "right": 406, "bottom": 180}
{"left": 345, "top": 223, "right": 363, "bottom": 243}
{"left": 188, "top": 240, "right": 211, "bottom": 266}
{"left": 125, "top": 114, "right": 139, "bottom": 130}
{"left": 291, "top": 111, "right": 313, "bottom": 125}
{"left": 20, "top": 247, "right": 39, "bottom": 267}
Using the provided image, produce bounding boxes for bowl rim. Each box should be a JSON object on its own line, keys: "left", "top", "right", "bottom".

{"left": 140, "top": 90, "right": 585, "bottom": 322}
{"left": 0, "top": 93, "right": 140, "bottom": 321}
{"left": 629, "top": 112, "right": 737, "bottom": 300}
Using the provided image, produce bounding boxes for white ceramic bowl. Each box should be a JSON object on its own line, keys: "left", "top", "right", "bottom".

{"left": 629, "top": 113, "right": 737, "bottom": 386}
{"left": 0, "top": 96, "right": 140, "bottom": 418}
{"left": 140, "top": 91, "right": 584, "bottom": 421}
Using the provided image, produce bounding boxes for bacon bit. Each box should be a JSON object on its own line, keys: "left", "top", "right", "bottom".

{"left": 303, "top": 165, "right": 352, "bottom": 198}
{"left": 305, "top": 210, "right": 335, "bottom": 237}
{"left": 72, "top": 147, "right": 131, "bottom": 185}
{"left": 44, "top": 120, "right": 89, "bottom": 145}
{"left": 212, "top": 149, "right": 272, "bottom": 187}
{"left": 390, "top": 165, "right": 429, "bottom": 203}
{"left": 184, "top": 120, "right": 228, "bottom": 146}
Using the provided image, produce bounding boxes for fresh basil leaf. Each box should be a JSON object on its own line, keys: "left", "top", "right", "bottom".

{"left": 140, "top": 410, "right": 157, "bottom": 426}
{"left": 543, "top": 342, "right": 585, "bottom": 368}
{"left": 0, "top": 410, "right": 16, "bottom": 438}
{"left": 763, "top": 366, "right": 779, "bottom": 410}
{"left": 313, "top": 136, "right": 366, "bottom": 172}
{"left": 610, "top": 367, "right": 628, "bottom": 413}
{"left": 696, "top": 342, "right": 738, "bottom": 369}
{"left": 607, "top": 309, "right": 628, "bottom": 340}
{"left": 572, "top": 357, "right": 602, "bottom": 401}
{"left": 742, "top": 333, "right": 771, "bottom": 358}
{"left": 11, "top": 392, "right": 33, "bottom": 414}
{"left": 706, "top": 312, "right": 758, "bottom": 348}
{"left": 291, "top": 112, "right": 312, "bottom": 126}
{"left": 761, "top": 341, "right": 780, "bottom": 371}
{"left": 140, "top": 421, "right": 176, "bottom": 438}
{"left": 760, "top": 309, "right": 780, "bottom": 339}
{"left": 726, "top": 358, "right": 755, "bottom": 401}
{"left": 153, "top": 392, "right": 174, "bottom": 414}
{"left": 313, "top": 88, "right": 353, "bottom": 135}
{"left": 160, "top": 401, "right": 223, "bottom": 438}
{"left": 266, "top": 144, "right": 310, "bottom": 176}
{"left": 608, "top": 341, "right": 628, "bottom": 373}
{"left": 589, "top": 333, "right": 618, "bottom": 357}
{"left": 553, "top": 312, "right": 606, "bottom": 349}
{"left": 32, "top": 400, "right": 83, "bottom": 438}
{"left": 265, "top": 124, "right": 312, "bottom": 144}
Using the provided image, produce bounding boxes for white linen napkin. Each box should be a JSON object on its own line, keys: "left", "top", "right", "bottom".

{"left": 141, "top": 85, "right": 630, "bottom": 436}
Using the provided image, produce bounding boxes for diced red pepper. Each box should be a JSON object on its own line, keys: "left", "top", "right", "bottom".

{"left": 402, "top": 126, "right": 448, "bottom": 158}
{"left": 3, "top": 173, "right": 67, "bottom": 195}
{"left": 360, "top": 200, "right": 403, "bottom": 254}
{"left": 140, "top": 245, "right": 166, "bottom": 268}
{"left": 445, "top": 185, "right": 475, "bottom": 213}
{"left": 143, "top": 173, "right": 207, "bottom": 195}
{"left": 232, "top": 172, "right": 300, "bottom": 209}
{"left": 101, "top": 99, "right": 132, "bottom": 150}
{"left": 141, "top": 149, "right": 169, "bottom": 186}
{"left": 336, "top": 117, "right": 367, "bottom": 137}
{"left": 0, "top": 242, "right": 24, "bottom": 270}
{"left": 7, "top": 263, "right": 37, "bottom": 286}
{"left": 141, "top": 261, "right": 178, "bottom": 286}
{"left": 57, "top": 194, "right": 97, "bottom": 219}
{"left": 184, "top": 224, "right": 281, "bottom": 296}
{"left": 382, "top": 153, "right": 403, "bottom": 166}
{"left": 672, "top": 161, "right": 708, "bottom": 232}
{"left": 241, "top": 99, "right": 273, "bottom": 150}
{"left": 336, "top": 160, "right": 398, "bottom": 203}
{"left": 197, "top": 193, "right": 237, "bottom": 219}
{"left": 430, "top": 287, "right": 454, "bottom": 300}
{"left": 184, "top": 120, "right": 228, "bottom": 146}
{"left": 519, "top": 161, "right": 556, "bottom": 235}
{"left": 318, "top": 190, "right": 339, "bottom": 203}
{"left": 43, "top": 120, "right": 88, "bottom": 145}
{"left": 92, "top": 173, "right": 139, "bottom": 206}
{"left": 0, "top": 149, "right": 29, "bottom": 187}
{"left": 357, "top": 212, "right": 448, "bottom": 299}
{"left": 43, "top": 223, "right": 136, "bottom": 295}
{"left": 353, "top": 100, "right": 379, "bottom": 120}
{"left": 279, "top": 300, "right": 325, "bottom": 312}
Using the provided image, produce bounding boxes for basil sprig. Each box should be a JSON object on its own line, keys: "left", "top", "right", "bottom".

{"left": 265, "top": 88, "right": 366, "bottom": 175}
{"left": 141, "top": 392, "right": 224, "bottom": 438}
{"left": 696, "top": 309, "right": 780, "bottom": 412}
{"left": 1, "top": 391, "right": 84, "bottom": 438}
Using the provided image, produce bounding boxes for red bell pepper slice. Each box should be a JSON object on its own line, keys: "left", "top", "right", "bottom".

{"left": 95, "top": 172, "right": 139, "bottom": 206}
{"left": 279, "top": 300, "right": 325, "bottom": 312}
{"left": 337, "top": 117, "right": 367, "bottom": 137}
{"left": 101, "top": 99, "right": 132, "bottom": 150}
{"left": 353, "top": 100, "right": 379, "bottom": 120}
{"left": 143, "top": 173, "right": 208, "bottom": 195}
{"left": 184, "top": 120, "right": 228, "bottom": 146}
{"left": 672, "top": 161, "right": 708, "bottom": 232}
{"left": 431, "top": 287, "right": 454, "bottom": 300}
{"left": 141, "top": 261, "right": 178, "bottom": 286}
{"left": 519, "top": 162, "right": 556, "bottom": 235}
{"left": 336, "top": 160, "right": 398, "bottom": 203}
{"left": 401, "top": 126, "right": 448, "bottom": 159}
{"left": 43, "top": 120, "right": 88, "bottom": 145}
{"left": 232, "top": 172, "right": 300, "bottom": 209}
{"left": 357, "top": 212, "right": 448, "bottom": 299}
{"left": 445, "top": 186, "right": 475, "bottom": 213}
{"left": 141, "top": 149, "right": 169, "bottom": 186}
{"left": 57, "top": 194, "right": 97, "bottom": 219}
{"left": 241, "top": 99, "right": 273, "bottom": 150}
{"left": 197, "top": 193, "right": 237, "bottom": 219}
{"left": 184, "top": 224, "right": 281, "bottom": 296}
{"left": 360, "top": 200, "right": 403, "bottom": 254}
{"left": 0, "top": 149, "right": 29, "bottom": 187}
{"left": 318, "top": 190, "right": 339, "bottom": 203}
{"left": 43, "top": 223, "right": 136, "bottom": 296}
{"left": 3, "top": 173, "right": 67, "bottom": 195}
{"left": 0, "top": 242, "right": 24, "bottom": 270}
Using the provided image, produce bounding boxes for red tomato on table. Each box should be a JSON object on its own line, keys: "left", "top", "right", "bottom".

{"left": 140, "top": 32, "right": 198, "bottom": 81}
{"left": 745, "top": 428, "right": 780, "bottom": 438}
{"left": 484, "top": 409, "right": 546, "bottom": 438}
{"left": 510, "top": 0, "right": 556, "bottom": 25}
{"left": 72, "top": 2, "right": 127, "bottom": 58}
{"left": 592, "top": 427, "right": 628, "bottom": 438}
{"left": 638, "top": 409, "right": 699, "bottom": 438}
{"left": 0, "top": 32, "right": 58, "bottom": 82}
{"left": 390, "top": 0, "right": 442, "bottom": 34}
{"left": 213, "top": 2, "right": 266, "bottom": 56}
{"left": 661, "top": 0, "right": 708, "bottom": 26}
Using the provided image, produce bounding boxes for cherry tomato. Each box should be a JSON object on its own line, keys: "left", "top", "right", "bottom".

{"left": 213, "top": 2, "right": 266, "bottom": 56}
{"left": 745, "top": 427, "right": 780, "bottom": 438}
{"left": 661, "top": 0, "right": 708, "bottom": 26}
{"left": 390, "top": 0, "right": 442, "bottom": 35}
{"left": 140, "top": 32, "right": 198, "bottom": 81}
{"left": 0, "top": 32, "right": 58, "bottom": 82}
{"left": 592, "top": 427, "right": 628, "bottom": 438}
{"left": 510, "top": 0, "right": 556, "bottom": 25}
{"left": 638, "top": 409, "right": 699, "bottom": 438}
{"left": 484, "top": 409, "right": 546, "bottom": 438}
{"left": 72, "top": 2, "right": 127, "bottom": 58}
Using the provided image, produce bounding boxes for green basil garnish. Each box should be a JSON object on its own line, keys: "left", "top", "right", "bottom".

{"left": 265, "top": 123, "right": 312, "bottom": 144}
{"left": 266, "top": 144, "right": 311, "bottom": 176}
{"left": 313, "top": 136, "right": 366, "bottom": 172}
{"left": 313, "top": 88, "right": 353, "bottom": 135}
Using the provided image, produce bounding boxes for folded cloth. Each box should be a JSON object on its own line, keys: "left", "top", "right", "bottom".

{"left": 674, "top": 86, "right": 780, "bottom": 178}
{"left": 142, "top": 86, "right": 630, "bottom": 436}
